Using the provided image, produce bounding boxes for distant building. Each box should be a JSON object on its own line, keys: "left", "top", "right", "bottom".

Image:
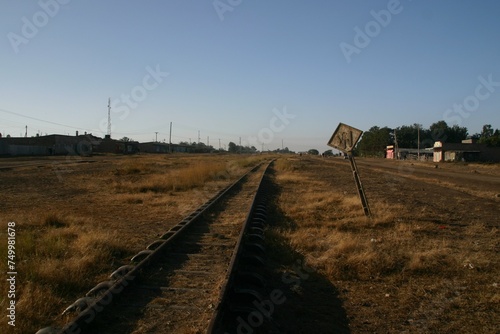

{"left": 0, "top": 134, "right": 98, "bottom": 156}
{"left": 138, "top": 142, "right": 198, "bottom": 154}
{"left": 386, "top": 145, "right": 433, "bottom": 160}
{"left": 433, "top": 139, "right": 500, "bottom": 162}
{"left": 94, "top": 135, "right": 139, "bottom": 154}
{"left": 139, "top": 142, "right": 170, "bottom": 153}
{"left": 0, "top": 133, "right": 140, "bottom": 157}
{"left": 0, "top": 133, "right": 227, "bottom": 157}
{"left": 171, "top": 144, "right": 195, "bottom": 153}
{"left": 386, "top": 145, "right": 395, "bottom": 159}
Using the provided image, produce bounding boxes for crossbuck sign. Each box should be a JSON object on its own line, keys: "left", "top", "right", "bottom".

{"left": 326, "top": 122, "right": 371, "bottom": 217}
{"left": 327, "top": 123, "right": 363, "bottom": 153}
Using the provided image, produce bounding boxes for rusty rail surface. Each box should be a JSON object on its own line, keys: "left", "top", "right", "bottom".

{"left": 36, "top": 161, "right": 274, "bottom": 334}
{"left": 207, "top": 160, "right": 274, "bottom": 333}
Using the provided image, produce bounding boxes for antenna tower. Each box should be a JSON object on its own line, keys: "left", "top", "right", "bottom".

{"left": 107, "top": 98, "right": 111, "bottom": 137}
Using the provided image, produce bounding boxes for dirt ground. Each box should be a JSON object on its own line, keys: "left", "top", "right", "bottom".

{"left": 0, "top": 154, "right": 260, "bottom": 333}
{"left": 266, "top": 156, "right": 499, "bottom": 334}
{"left": 0, "top": 155, "right": 242, "bottom": 249}
{"left": 0, "top": 154, "right": 498, "bottom": 333}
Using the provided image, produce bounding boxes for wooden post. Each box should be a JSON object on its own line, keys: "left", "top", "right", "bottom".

{"left": 348, "top": 154, "right": 371, "bottom": 217}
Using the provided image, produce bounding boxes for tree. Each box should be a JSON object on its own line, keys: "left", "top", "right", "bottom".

{"left": 394, "top": 124, "right": 421, "bottom": 148}
{"left": 429, "top": 121, "right": 449, "bottom": 142}
{"left": 478, "top": 124, "right": 500, "bottom": 147}
{"left": 480, "top": 124, "right": 494, "bottom": 139}
{"left": 356, "top": 126, "right": 393, "bottom": 157}
{"left": 418, "top": 127, "right": 434, "bottom": 148}
{"left": 322, "top": 149, "right": 334, "bottom": 156}
{"left": 227, "top": 141, "right": 257, "bottom": 153}
{"left": 228, "top": 142, "right": 237, "bottom": 153}
{"left": 119, "top": 136, "right": 134, "bottom": 142}
{"left": 273, "top": 147, "right": 293, "bottom": 154}
{"left": 308, "top": 149, "right": 319, "bottom": 155}
{"left": 429, "top": 121, "right": 467, "bottom": 143}
{"left": 490, "top": 129, "right": 500, "bottom": 147}
{"left": 448, "top": 124, "right": 468, "bottom": 143}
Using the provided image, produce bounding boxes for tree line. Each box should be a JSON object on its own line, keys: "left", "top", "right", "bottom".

{"left": 355, "top": 121, "right": 500, "bottom": 157}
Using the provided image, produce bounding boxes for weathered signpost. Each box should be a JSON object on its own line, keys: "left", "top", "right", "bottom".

{"left": 327, "top": 123, "right": 371, "bottom": 217}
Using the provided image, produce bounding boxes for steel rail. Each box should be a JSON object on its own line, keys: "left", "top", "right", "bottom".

{"left": 207, "top": 160, "right": 274, "bottom": 333}
{"left": 35, "top": 162, "right": 265, "bottom": 334}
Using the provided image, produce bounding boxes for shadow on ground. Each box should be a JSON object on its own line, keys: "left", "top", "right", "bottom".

{"left": 264, "top": 169, "right": 350, "bottom": 334}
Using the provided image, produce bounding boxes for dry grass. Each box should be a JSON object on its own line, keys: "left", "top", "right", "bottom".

{"left": 113, "top": 160, "right": 152, "bottom": 175}
{"left": 274, "top": 157, "right": 296, "bottom": 172}
{"left": 279, "top": 189, "right": 418, "bottom": 281}
{"left": 117, "top": 162, "right": 228, "bottom": 193}
{"left": 268, "top": 156, "right": 499, "bottom": 333}
{"left": 0, "top": 213, "right": 127, "bottom": 333}
{"left": 275, "top": 158, "right": 492, "bottom": 282}
{"left": 0, "top": 153, "right": 268, "bottom": 333}
{"left": 2, "top": 153, "right": 495, "bottom": 333}
{"left": 113, "top": 156, "right": 265, "bottom": 193}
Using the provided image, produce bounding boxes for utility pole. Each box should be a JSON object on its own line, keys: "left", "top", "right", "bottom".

{"left": 394, "top": 129, "right": 399, "bottom": 160}
{"left": 417, "top": 124, "right": 420, "bottom": 160}
{"left": 155, "top": 132, "right": 158, "bottom": 142}
{"left": 198, "top": 131, "right": 200, "bottom": 144}
{"left": 169, "top": 122, "right": 172, "bottom": 153}
{"left": 25, "top": 125, "right": 27, "bottom": 137}
{"left": 218, "top": 138, "right": 221, "bottom": 150}
{"left": 282, "top": 139, "right": 284, "bottom": 150}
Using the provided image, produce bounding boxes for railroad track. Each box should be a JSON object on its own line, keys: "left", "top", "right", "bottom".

{"left": 36, "top": 160, "right": 275, "bottom": 334}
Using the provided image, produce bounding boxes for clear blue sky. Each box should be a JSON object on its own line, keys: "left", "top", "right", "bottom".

{"left": 1, "top": 0, "right": 499, "bottom": 152}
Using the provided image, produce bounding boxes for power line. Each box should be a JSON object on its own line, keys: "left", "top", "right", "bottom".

{"left": 0, "top": 108, "right": 298, "bottom": 149}
{"left": 0, "top": 108, "right": 100, "bottom": 132}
